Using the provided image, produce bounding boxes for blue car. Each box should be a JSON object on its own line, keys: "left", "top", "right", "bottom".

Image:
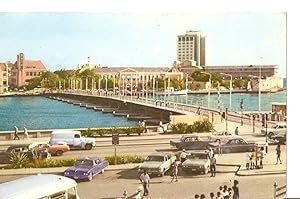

{"left": 64, "top": 157, "right": 109, "bottom": 181}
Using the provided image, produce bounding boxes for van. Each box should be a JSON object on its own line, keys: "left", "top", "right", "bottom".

{"left": 50, "top": 130, "right": 96, "bottom": 150}
{"left": 0, "top": 174, "right": 80, "bottom": 199}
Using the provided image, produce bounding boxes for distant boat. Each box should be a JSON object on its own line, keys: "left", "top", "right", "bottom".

{"left": 164, "top": 87, "right": 188, "bottom": 96}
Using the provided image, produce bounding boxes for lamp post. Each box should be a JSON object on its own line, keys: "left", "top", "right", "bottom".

{"left": 220, "top": 73, "right": 232, "bottom": 112}
{"left": 259, "top": 57, "right": 263, "bottom": 114}
{"left": 200, "top": 71, "right": 211, "bottom": 108}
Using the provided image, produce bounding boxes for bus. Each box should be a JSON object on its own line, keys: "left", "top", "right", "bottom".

{"left": 0, "top": 174, "right": 80, "bottom": 199}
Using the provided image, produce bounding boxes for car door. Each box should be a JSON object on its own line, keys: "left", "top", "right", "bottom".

{"left": 224, "top": 140, "right": 235, "bottom": 153}
{"left": 73, "top": 134, "right": 82, "bottom": 147}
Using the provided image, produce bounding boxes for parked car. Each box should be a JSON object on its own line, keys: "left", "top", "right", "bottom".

{"left": 64, "top": 157, "right": 109, "bottom": 181}
{"left": 261, "top": 122, "right": 286, "bottom": 138}
{"left": 182, "top": 151, "right": 210, "bottom": 174}
{"left": 170, "top": 134, "right": 214, "bottom": 150}
{"left": 270, "top": 133, "right": 286, "bottom": 145}
{"left": 209, "top": 138, "right": 258, "bottom": 154}
{"left": 50, "top": 130, "right": 96, "bottom": 150}
{"left": 29, "top": 141, "right": 70, "bottom": 156}
{"left": 0, "top": 144, "right": 50, "bottom": 164}
{"left": 170, "top": 133, "right": 237, "bottom": 150}
{"left": 138, "top": 153, "right": 176, "bottom": 176}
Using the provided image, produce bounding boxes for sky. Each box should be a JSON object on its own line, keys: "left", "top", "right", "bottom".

{"left": 0, "top": 12, "right": 286, "bottom": 77}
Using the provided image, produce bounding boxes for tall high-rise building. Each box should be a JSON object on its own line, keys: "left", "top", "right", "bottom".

{"left": 177, "top": 31, "right": 205, "bottom": 66}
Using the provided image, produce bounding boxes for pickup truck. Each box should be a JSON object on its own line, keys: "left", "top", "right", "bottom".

{"left": 0, "top": 144, "right": 49, "bottom": 164}
{"left": 138, "top": 153, "right": 176, "bottom": 176}
{"left": 261, "top": 122, "right": 286, "bottom": 138}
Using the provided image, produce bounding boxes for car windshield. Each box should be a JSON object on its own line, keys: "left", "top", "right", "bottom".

{"left": 145, "top": 156, "right": 164, "bottom": 162}
{"left": 75, "top": 159, "right": 94, "bottom": 166}
{"left": 189, "top": 153, "right": 208, "bottom": 160}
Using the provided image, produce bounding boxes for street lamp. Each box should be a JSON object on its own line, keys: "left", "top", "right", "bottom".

{"left": 220, "top": 73, "right": 232, "bottom": 112}
{"left": 200, "top": 71, "right": 211, "bottom": 108}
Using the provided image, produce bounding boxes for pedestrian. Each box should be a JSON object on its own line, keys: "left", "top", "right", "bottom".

{"left": 235, "top": 127, "right": 239, "bottom": 135}
{"left": 209, "top": 192, "right": 214, "bottom": 199}
{"left": 259, "top": 147, "right": 265, "bottom": 168}
{"left": 276, "top": 144, "right": 282, "bottom": 164}
{"left": 194, "top": 194, "right": 200, "bottom": 199}
{"left": 210, "top": 154, "right": 216, "bottom": 177}
{"left": 180, "top": 149, "right": 188, "bottom": 164}
{"left": 171, "top": 161, "right": 178, "bottom": 182}
{"left": 222, "top": 185, "right": 229, "bottom": 198}
{"left": 218, "top": 140, "right": 222, "bottom": 156}
{"left": 232, "top": 180, "right": 239, "bottom": 199}
{"left": 200, "top": 194, "right": 206, "bottom": 199}
{"left": 216, "top": 192, "right": 223, "bottom": 199}
{"left": 13, "top": 126, "right": 20, "bottom": 140}
{"left": 208, "top": 147, "right": 214, "bottom": 159}
{"left": 23, "top": 127, "right": 29, "bottom": 139}
{"left": 245, "top": 151, "right": 251, "bottom": 169}
{"left": 139, "top": 170, "right": 150, "bottom": 196}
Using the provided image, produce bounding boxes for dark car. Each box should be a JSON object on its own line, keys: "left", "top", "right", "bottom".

{"left": 170, "top": 134, "right": 214, "bottom": 150}
{"left": 64, "top": 157, "right": 109, "bottom": 181}
{"left": 0, "top": 144, "right": 50, "bottom": 164}
{"left": 209, "top": 138, "right": 256, "bottom": 154}
{"left": 270, "top": 133, "right": 286, "bottom": 145}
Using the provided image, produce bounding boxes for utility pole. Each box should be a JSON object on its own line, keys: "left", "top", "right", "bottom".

{"left": 240, "top": 99, "right": 244, "bottom": 126}
{"left": 225, "top": 108, "right": 228, "bottom": 132}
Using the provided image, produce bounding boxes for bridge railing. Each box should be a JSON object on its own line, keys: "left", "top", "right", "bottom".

{"left": 273, "top": 182, "right": 286, "bottom": 199}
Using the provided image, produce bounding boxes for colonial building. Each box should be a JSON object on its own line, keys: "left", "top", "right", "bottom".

{"left": 0, "top": 63, "right": 9, "bottom": 93}
{"left": 94, "top": 66, "right": 183, "bottom": 91}
{"left": 9, "top": 53, "right": 47, "bottom": 88}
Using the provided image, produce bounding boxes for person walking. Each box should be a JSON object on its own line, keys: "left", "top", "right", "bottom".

{"left": 208, "top": 147, "right": 214, "bottom": 159}
{"left": 232, "top": 180, "right": 239, "bottom": 199}
{"left": 23, "top": 127, "right": 29, "bottom": 139}
{"left": 245, "top": 151, "right": 251, "bottom": 169}
{"left": 171, "top": 161, "right": 178, "bottom": 182}
{"left": 276, "top": 144, "right": 282, "bottom": 164}
{"left": 13, "top": 126, "right": 20, "bottom": 140}
{"left": 200, "top": 194, "right": 206, "bottom": 199}
{"left": 235, "top": 127, "right": 239, "bottom": 135}
{"left": 139, "top": 170, "right": 150, "bottom": 196}
{"left": 259, "top": 147, "right": 265, "bottom": 168}
{"left": 218, "top": 140, "right": 222, "bottom": 156}
{"left": 194, "top": 194, "right": 200, "bottom": 199}
{"left": 209, "top": 192, "right": 214, "bottom": 199}
{"left": 210, "top": 154, "right": 216, "bottom": 177}
{"left": 250, "top": 149, "right": 256, "bottom": 169}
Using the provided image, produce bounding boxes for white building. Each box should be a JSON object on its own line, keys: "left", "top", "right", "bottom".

{"left": 177, "top": 30, "right": 206, "bottom": 66}
{"left": 249, "top": 75, "right": 284, "bottom": 92}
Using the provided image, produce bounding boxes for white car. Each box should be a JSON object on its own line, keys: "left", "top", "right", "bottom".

{"left": 261, "top": 122, "right": 286, "bottom": 138}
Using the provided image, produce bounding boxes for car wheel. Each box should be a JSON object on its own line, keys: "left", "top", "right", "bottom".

{"left": 55, "top": 150, "right": 63, "bottom": 156}
{"left": 161, "top": 169, "right": 165, "bottom": 177}
{"left": 85, "top": 144, "right": 93, "bottom": 150}
{"left": 88, "top": 173, "right": 93, "bottom": 181}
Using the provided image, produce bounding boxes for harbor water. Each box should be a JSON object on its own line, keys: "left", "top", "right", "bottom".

{"left": 0, "top": 96, "right": 137, "bottom": 131}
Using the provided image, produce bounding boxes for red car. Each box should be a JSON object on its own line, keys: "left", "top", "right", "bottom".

{"left": 29, "top": 142, "right": 70, "bottom": 156}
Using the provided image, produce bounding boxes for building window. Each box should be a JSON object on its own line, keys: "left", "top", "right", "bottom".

{"left": 178, "top": 37, "right": 181, "bottom": 41}
{"left": 30, "top": 72, "right": 33, "bottom": 76}
{"left": 33, "top": 72, "right": 36, "bottom": 76}
{"left": 26, "top": 72, "right": 29, "bottom": 76}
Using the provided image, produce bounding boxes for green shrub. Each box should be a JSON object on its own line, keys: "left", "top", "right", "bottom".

{"left": 9, "top": 153, "right": 30, "bottom": 169}
{"left": 24, "top": 159, "right": 76, "bottom": 168}
{"left": 168, "top": 120, "right": 214, "bottom": 134}
{"left": 171, "top": 123, "right": 189, "bottom": 134}
{"left": 81, "top": 126, "right": 144, "bottom": 137}
{"left": 105, "top": 155, "right": 144, "bottom": 165}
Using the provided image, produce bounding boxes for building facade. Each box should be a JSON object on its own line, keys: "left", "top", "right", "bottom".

{"left": 9, "top": 53, "right": 47, "bottom": 88}
{"left": 177, "top": 31, "right": 206, "bottom": 66}
{"left": 0, "top": 63, "right": 9, "bottom": 93}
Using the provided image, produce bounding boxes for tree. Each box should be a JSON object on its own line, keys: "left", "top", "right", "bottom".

{"left": 191, "top": 71, "right": 210, "bottom": 82}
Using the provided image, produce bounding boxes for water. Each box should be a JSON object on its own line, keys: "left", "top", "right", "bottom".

{"left": 151, "top": 90, "right": 287, "bottom": 112}
{"left": 0, "top": 96, "right": 137, "bottom": 131}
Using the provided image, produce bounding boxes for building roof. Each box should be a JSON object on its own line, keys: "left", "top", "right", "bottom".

{"left": 24, "top": 60, "right": 47, "bottom": 70}
{"left": 95, "top": 67, "right": 169, "bottom": 73}
{"left": 203, "top": 65, "right": 277, "bottom": 69}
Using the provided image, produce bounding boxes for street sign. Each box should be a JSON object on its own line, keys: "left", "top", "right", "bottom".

{"left": 112, "top": 133, "right": 119, "bottom": 145}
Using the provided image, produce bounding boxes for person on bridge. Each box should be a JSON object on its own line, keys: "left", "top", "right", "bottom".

{"left": 13, "top": 126, "right": 20, "bottom": 140}
{"left": 139, "top": 170, "right": 150, "bottom": 196}
{"left": 235, "top": 127, "right": 239, "bottom": 135}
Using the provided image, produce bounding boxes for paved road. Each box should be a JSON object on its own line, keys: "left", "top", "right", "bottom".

{"left": 0, "top": 169, "right": 285, "bottom": 199}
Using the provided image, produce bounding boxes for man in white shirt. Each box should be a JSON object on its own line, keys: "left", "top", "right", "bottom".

{"left": 180, "top": 149, "right": 189, "bottom": 164}
{"left": 139, "top": 170, "right": 150, "bottom": 196}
